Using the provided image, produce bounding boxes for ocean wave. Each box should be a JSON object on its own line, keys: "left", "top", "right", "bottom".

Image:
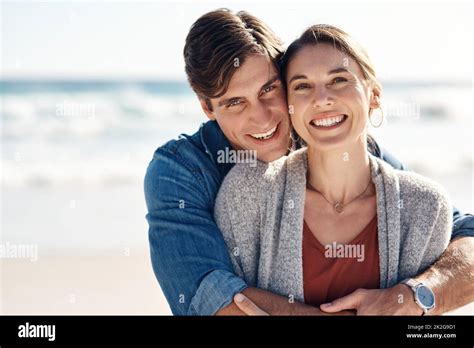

{"left": 1, "top": 82, "right": 472, "bottom": 188}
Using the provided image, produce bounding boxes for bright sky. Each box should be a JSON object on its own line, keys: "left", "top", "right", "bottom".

{"left": 1, "top": 0, "right": 473, "bottom": 81}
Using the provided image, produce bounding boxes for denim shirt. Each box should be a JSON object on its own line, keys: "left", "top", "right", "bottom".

{"left": 144, "top": 120, "right": 474, "bottom": 316}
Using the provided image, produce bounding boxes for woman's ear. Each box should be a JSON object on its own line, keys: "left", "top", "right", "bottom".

{"left": 369, "top": 84, "right": 381, "bottom": 109}
{"left": 199, "top": 98, "right": 216, "bottom": 121}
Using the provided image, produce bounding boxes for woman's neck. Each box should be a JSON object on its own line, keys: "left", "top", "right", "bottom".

{"left": 307, "top": 136, "right": 371, "bottom": 205}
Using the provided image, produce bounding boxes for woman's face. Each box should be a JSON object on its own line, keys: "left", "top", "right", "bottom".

{"left": 286, "top": 43, "right": 379, "bottom": 152}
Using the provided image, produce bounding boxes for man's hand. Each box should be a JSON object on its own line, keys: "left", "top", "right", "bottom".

{"left": 319, "top": 285, "right": 423, "bottom": 315}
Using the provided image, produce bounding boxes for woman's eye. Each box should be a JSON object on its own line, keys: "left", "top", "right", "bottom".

{"left": 294, "top": 83, "right": 311, "bottom": 91}
{"left": 332, "top": 77, "right": 348, "bottom": 84}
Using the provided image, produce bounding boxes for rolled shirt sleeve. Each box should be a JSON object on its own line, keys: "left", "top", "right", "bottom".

{"left": 145, "top": 143, "right": 248, "bottom": 315}
{"left": 188, "top": 269, "right": 248, "bottom": 315}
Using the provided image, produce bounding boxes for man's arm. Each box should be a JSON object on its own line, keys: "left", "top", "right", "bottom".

{"left": 413, "top": 236, "right": 474, "bottom": 314}
{"left": 145, "top": 148, "right": 247, "bottom": 315}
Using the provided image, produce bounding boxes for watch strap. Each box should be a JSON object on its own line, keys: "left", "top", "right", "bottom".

{"left": 401, "top": 278, "right": 431, "bottom": 315}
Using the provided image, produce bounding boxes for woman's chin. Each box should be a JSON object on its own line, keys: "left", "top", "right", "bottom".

{"left": 303, "top": 133, "right": 350, "bottom": 152}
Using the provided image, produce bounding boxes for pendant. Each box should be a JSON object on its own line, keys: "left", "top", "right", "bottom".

{"left": 334, "top": 203, "right": 344, "bottom": 213}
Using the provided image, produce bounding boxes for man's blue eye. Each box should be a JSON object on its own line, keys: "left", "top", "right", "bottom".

{"left": 262, "top": 85, "right": 276, "bottom": 94}
{"left": 227, "top": 100, "right": 241, "bottom": 108}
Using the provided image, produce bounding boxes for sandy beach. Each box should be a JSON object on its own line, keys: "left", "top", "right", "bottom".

{"left": 1, "top": 249, "right": 172, "bottom": 315}
{"left": 1, "top": 249, "right": 472, "bottom": 315}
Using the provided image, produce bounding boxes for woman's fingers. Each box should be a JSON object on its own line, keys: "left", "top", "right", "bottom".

{"left": 320, "top": 289, "right": 365, "bottom": 313}
{"left": 234, "top": 293, "right": 270, "bottom": 316}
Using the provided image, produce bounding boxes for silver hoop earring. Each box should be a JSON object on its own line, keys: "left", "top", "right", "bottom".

{"left": 369, "top": 107, "right": 384, "bottom": 128}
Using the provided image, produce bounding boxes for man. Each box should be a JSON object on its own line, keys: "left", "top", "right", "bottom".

{"left": 144, "top": 9, "right": 474, "bottom": 316}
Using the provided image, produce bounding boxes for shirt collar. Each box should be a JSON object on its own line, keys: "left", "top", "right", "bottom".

{"left": 199, "top": 120, "right": 234, "bottom": 175}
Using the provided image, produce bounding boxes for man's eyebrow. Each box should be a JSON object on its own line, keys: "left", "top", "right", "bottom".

{"left": 217, "top": 96, "right": 243, "bottom": 107}
{"left": 217, "top": 75, "right": 280, "bottom": 106}
{"left": 259, "top": 75, "right": 280, "bottom": 92}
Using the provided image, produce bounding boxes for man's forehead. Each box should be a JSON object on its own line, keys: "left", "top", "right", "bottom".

{"left": 224, "top": 55, "right": 277, "bottom": 94}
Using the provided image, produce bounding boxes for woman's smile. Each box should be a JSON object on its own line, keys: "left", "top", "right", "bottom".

{"left": 309, "top": 112, "right": 348, "bottom": 130}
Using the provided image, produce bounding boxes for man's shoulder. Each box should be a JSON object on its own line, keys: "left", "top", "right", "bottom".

{"left": 144, "top": 123, "right": 213, "bottom": 193}
{"left": 152, "top": 128, "right": 206, "bottom": 165}
{"left": 147, "top": 121, "right": 222, "bottom": 174}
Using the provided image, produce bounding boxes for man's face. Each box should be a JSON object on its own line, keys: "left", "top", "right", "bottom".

{"left": 201, "top": 54, "right": 291, "bottom": 162}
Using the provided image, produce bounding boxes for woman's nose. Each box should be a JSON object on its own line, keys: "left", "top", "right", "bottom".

{"left": 312, "top": 86, "right": 334, "bottom": 108}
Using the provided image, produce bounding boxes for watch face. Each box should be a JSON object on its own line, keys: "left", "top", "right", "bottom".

{"left": 416, "top": 285, "right": 435, "bottom": 308}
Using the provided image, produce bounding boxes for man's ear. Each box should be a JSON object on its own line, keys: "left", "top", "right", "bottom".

{"left": 199, "top": 98, "right": 216, "bottom": 121}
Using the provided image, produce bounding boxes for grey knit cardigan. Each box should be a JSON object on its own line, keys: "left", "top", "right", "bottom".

{"left": 214, "top": 148, "right": 452, "bottom": 302}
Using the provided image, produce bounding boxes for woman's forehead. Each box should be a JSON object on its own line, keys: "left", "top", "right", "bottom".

{"left": 288, "top": 44, "right": 364, "bottom": 78}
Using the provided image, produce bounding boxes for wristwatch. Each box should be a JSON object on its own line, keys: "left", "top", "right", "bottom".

{"left": 401, "top": 278, "right": 436, "bottom": 315}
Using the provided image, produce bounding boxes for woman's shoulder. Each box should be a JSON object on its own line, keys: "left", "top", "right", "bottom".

{"left": 372, "top": 156, "right": 451, "bottom": 216}
{"left": 394, "top": 166, "right": 450, "bottom": 208}
{"left": 222, "top": 147, "right": 307, "bottom": 190}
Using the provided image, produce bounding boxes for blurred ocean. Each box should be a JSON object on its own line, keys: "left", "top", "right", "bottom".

{"left": 1, "top": 80, "right": 473, "bottom": 252}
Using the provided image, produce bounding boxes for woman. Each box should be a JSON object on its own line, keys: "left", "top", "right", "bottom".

{"left": 214, "top": 25, "right": 452, "bottom": 310}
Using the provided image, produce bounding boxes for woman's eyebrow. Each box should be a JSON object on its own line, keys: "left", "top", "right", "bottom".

{"left": 288, "top": 74, "right": 307, "bottom": 84}
{"left": 289, "top": 68, "right": 351, "bottom": 83}
{"left": 328, "top": 67, "right": 350, "bottom": 75}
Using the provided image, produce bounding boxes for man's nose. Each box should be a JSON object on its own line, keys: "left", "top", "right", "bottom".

{"left": 248, "top": 102, "right": 274, "bottom": 129}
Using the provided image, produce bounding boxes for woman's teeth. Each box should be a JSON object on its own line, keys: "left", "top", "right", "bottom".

{"left": 250, "top": 125, "right": 277, "bottom": 140}
{"left": 311, "top": 115, "right": 345, "bottom": 127}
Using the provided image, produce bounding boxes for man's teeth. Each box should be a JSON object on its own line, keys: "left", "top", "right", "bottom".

{"left": 311, "top": 115, "right": 345, "bottom": 127}
{"left": 250, "top": 125, "right": 277, "bottom": 140}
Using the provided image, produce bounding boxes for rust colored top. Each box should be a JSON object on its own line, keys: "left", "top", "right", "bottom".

{"left": 302, "top": 216, "right": 380, "bottom": 306}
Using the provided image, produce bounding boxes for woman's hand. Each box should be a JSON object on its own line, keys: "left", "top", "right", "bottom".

{"left": 232, "top": 293, "right": 356, "bottom": 316}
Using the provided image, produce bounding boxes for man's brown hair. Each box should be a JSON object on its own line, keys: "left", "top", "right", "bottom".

{"left": 184, "top": 9, "right": 284, "bottom": 110}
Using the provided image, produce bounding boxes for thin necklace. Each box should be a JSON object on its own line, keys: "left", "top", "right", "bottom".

{"left": 306, "top": 176, "right": 372, "bottom": 214}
